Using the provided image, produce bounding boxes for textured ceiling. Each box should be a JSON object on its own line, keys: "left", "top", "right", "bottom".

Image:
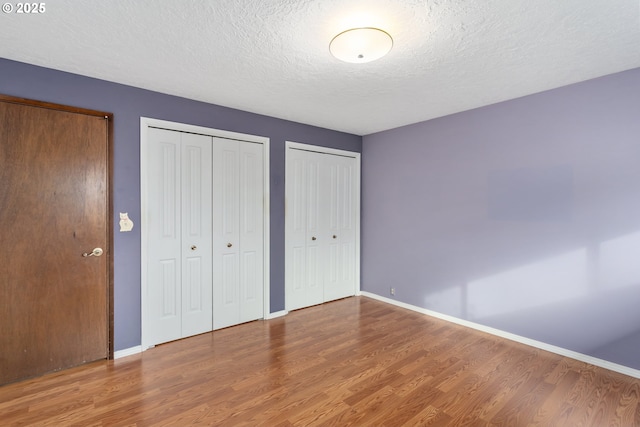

{"left": 1, "top": 0, "right": 639, "bottom": 135}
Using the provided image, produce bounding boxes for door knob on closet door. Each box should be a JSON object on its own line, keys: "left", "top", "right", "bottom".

{"left": 311, "top": 236, "right": 317, "bottom": 241}
{"left": 190, "top": 245, "right": 197, "bottom": 251}
{"left": 227, "top": 243, "right": 233, "bottom": 248}
{"left": 333, "top": 235, "right": 337, "bottom": 239}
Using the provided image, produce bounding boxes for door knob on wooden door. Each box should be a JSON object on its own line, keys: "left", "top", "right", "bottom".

{"left": 82, "top": 248, "right": 103, "bottom": 257}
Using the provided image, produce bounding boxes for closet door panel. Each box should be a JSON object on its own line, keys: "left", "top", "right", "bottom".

{"left": 340, "top": 157, "right": 356, "bottom": 288}
{"left": 342, "top": 158, "right": 357, "bottom": 287}
{"left": 305, "top": 154, "right": 325, "bottom": 306}
{"left": 146, "top": 128, "right": 182, "bottom": 344}
{"left": 239, "top": 142, "right": 264, "bottom": 322}
{"left": 213, "top": 139, "right": 265, "bottom": 327}
{"left": 213, "top": 138, "right": 241, "bottom": 329}
{"left": 180, "top": 134, "right": 213, "bottom": 336}
{"left": 286, "top": 150, "right": 309, "bottom": 310}
{"left": 324, "top": 159, "right": 340, "bottom": 298}
{"left": 325, "top": 156, "right": 357, "bottom": 301}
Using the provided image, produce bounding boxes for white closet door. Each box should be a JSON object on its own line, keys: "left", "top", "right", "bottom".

{"left": 305, "top": 152, "right": 325, "bottom": 306}
{"left": 180, "top": 133, "right": 213, "bottom": 336}
{"left": 239, "top": 141, "right": 264, "bottom": 323}
{"left": 213, "top": 138, "right": 240, "bottom": 329}
{"left": 147, "top": 128, "right": 182, "bottom": 345}
{"left": 287, "top": 150, "right": 309, "bottom": 311}
{"left": 146, "top": 128, "right": 213, "bottom": 345}
{"left": 286, "top": 149, "right": 324, "bottom": 310}
{"left": 286, "top": 147, "right": 358, "bottom": 311}
{"left": 213, "top": 138, "right": 264, "bottom": 328}
{"left": 324, "top": 155, "right": 357, "bottom": 302}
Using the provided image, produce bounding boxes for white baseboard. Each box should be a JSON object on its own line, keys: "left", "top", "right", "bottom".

{"left": 360, "top": 291, "right": 640, "bottom": 380}
{"left": 265, "top": 310, "right": 288, "bottom": 320}
{"left": 114, "top": 345, "right": 143, "bottom": 359}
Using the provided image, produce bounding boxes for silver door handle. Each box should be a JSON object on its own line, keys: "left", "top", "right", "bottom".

{"left": 82, "top": 248, "right": 103, "bottom": 257}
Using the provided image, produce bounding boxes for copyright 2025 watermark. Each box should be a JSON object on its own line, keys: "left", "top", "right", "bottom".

{"left": 2, "top": 2, "right": 46, "bottom": 13}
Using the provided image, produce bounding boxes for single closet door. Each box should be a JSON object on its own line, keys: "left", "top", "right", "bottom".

{"left": 286, "top": 147, "right": 358, "bottom": 311}
{"left": 213, "top": 137, "right": 264, "bottom": 329}
{"left": 146, "top": 128, "right": 213, "bottom": 345}
{"left": 323, "top": 154, "right": 358, "bottom": 302}
{"left": 287, "top": 149, "right": 324, "bottom": 309}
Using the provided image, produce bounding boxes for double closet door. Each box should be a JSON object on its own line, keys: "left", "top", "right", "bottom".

{"left": 286, "top": 146, "right": 359, "bottom": 311}
{"left": 145, "top": 128, "right": 264, "bottom": 347}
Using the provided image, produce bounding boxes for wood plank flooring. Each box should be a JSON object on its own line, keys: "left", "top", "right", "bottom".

{"left": 1, "top": 296, "right": 639, "bottom": 426}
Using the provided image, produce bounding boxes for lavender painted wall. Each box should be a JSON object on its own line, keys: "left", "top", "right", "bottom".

{"left": 362, "top": 68, "right": 640, "bottom": 370}
{"left": 0, "top": 58, "right": 361, "bottom": 351}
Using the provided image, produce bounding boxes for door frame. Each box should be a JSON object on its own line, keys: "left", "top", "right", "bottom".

{"left": 0, "top": 93, "right": 114, "bottom": 360}
{"left": 140, "top": 117, "right": 270, "bottom": 349}
{"left": 284, "top": 141, "right": 361, "bottom": 311}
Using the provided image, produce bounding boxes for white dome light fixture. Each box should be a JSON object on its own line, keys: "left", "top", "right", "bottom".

{"left": 330, "top": 27, "right": 393, "bottom": 64}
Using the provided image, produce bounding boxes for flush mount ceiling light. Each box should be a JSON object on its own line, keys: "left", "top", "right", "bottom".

{"left": 329, "top": 27, "right": 393, "bottom": 64}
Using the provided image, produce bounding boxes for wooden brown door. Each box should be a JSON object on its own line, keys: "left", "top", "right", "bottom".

{"left": 0, "top": 96, "right": 112, "bottom": 385}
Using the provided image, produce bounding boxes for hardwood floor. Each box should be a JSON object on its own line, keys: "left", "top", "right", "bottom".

{"left": 1, "top": 296, "right": 639, "bottom": 426}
